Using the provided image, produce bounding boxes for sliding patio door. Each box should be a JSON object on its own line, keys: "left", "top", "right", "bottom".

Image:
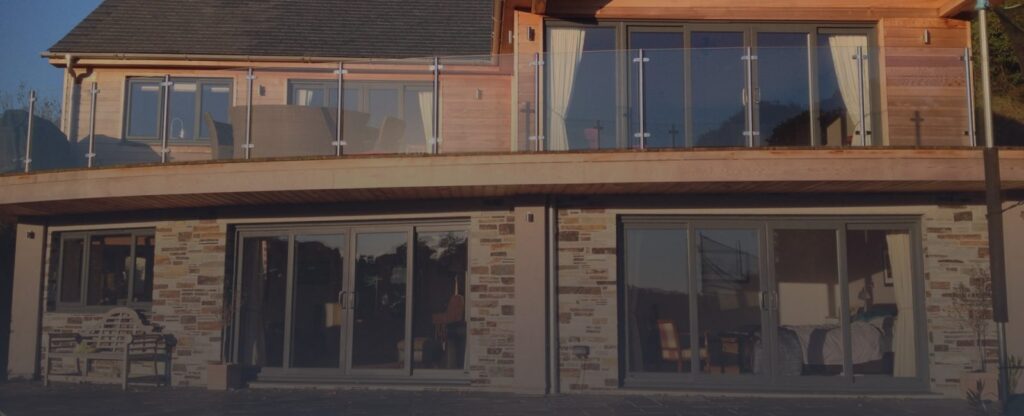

{"left": 623, "top": 218, "right": 925, "bottom": 391}
{"left": 233, "top": 223, "right": 468, "bottom": 381}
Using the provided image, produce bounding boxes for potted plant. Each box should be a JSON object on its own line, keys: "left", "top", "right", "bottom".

{"left": 954, "top": 268, "right": 998, "bottom": 403}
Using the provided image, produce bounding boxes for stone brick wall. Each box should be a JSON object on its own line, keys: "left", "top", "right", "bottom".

{"left": 467, "top": 212, "right": 518, "bottom": 388}
{"left": 556, "top": 208, "right": 618, "bottom": 392}
{"left": 150, "top": 220, "right": 228, "bottom": 386}
{"left": 40, "top": 220, "right": 228, "bottom": 386}
{"left": 922, "top": 205, "right": 998, "bottom": 395}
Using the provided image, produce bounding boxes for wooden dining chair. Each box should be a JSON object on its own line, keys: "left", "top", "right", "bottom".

{"left": 657, "top": 319, "right": 709, "bottom": 373}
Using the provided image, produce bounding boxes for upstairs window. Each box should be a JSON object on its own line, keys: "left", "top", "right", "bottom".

{"left": 125, "top": 78, "right": 232, "bottom": 142}
{"left": 55, "top": 229, "right": 155, "bottom": 309}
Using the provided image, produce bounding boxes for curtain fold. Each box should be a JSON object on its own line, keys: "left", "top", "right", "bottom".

{"left": 827, "top": 35, "right": 871, "bottom": 146}
{"left": 886, "top": 231, "right": 916, "bottom": 378}
{"left": 296, "top": 89, "right": 315, "bottom": 107}
{"left": 418, "top": 90, "right": 434, "bottom": 150}
{"left": 548, "top": 28, "right": 587, "bottom": 151}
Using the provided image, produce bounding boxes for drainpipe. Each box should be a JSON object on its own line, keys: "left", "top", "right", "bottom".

{"left": 977, "top": 0, "right": 1012, "bottom": 406}
{"left": 547, "top": 199, "right": 559, "bottom": 394}
{"left": 61, "top": 54, "right": 73, "bottom": 136}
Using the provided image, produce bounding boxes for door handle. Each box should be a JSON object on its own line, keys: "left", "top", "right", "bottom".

{"left": 771, "top": 291, "right": 780, "bottom": 311}
{"left": 338, "top": 290, "right": 346, "bottom": 309}
{"left": 759, "top": 291, "right": 768, "bottom": 311}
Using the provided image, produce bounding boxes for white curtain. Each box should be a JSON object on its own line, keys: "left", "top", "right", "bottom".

{"left": 418, "top": 90, "right": 434, "bottom": 150}
{"left": 886, "top": 231, "right": 916, "bottom": 378}
{"left": 548, "top": 28, "right": 587, "bottom": 151}
{"left": 296, "top": 89, "right": 315, "bottom": 106}
{"left": 828, "top": 35, "right": 871, "bottom": 146}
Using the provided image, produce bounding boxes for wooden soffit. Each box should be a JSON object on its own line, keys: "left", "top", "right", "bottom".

{"left": 539, "top": 0, "right": 991, "bottom": 20}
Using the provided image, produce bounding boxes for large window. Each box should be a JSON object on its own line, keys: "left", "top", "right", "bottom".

{"left": 288, "top": 80, "right": 433, "bottom": 153}
{"left": 125, "top": 78, "right": 233, "bottom": 141}
{"left": 547, "top": 24, "right": 876, "bottom": 150}
{"left": 55, "top": 229, "right": 155, "bottom": 309}
{"left": 232, "top": 222, "right": 467, "bottom": 379}
{"left": 623, "top": 218, "right": 922, "bottom": 389}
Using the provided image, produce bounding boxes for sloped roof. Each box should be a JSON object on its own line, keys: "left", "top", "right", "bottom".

{"left": 48, "top": 0, "right": 496, "bottom": 59}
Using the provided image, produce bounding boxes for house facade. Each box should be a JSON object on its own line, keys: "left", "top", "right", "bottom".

{"left": 3, "top": 0, "right": 1024, "bottom": 397}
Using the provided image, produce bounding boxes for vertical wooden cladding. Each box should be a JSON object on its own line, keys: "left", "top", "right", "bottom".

{"left": 879, "top": 18, "right": 973, "bottom": 146}
{"left": 63, "top": 62, "right": 516, "bottom": 164}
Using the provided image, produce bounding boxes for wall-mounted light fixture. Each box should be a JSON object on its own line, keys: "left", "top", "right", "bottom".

{"left": 923, "top": 29, "right": 932, "bottom": 45}
{"left": 528, "top": 27, "right": 536, "bottom": 42}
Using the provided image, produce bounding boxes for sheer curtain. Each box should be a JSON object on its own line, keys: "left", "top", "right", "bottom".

{"left": 886, "top": 231, "right": 916, "bottom": 378}
{"left": 418, "top": 90, "right": 434, "bottom": 150}
{"left": 827, "top": 35, "right": 871, "bottom": 146}
{"left": 296, "top": 89, "right": 315, "bottom": 106}
{"left": 548, "top": 28, "right": 587, "bottom": 151}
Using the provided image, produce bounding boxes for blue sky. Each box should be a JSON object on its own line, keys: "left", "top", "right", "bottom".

{"left": 0, "top": 0, "right": 103, "bottom": 100}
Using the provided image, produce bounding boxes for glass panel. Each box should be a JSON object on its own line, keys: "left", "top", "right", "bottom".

{"left": 168, "top": 81, "right": 198, "bottom": 141}
{"left": 132, "top": 234, "right": 155, "bottom": 303}
{"left": 546, "top": 27, "right": 617, "bottom": 151}
{"left": 127, "top": 81, "right": 161, "bottom": 138}
{"left": 199, "top": 83, "right": 232, "bottom": 139}
{"left": 625, "top": 226, "right": 691, "bottom": 373}
{"left": 696, "top": 228, "right": 761, "bottom": 375}
{"left": 757, "top": 33, "right": 811, "bottom": 146}
{"left": 846, "top": 229, "right": 915, "bottom": 377}
{"left": 691, "top": 33, "right": 747, "bottom": 147}
{"left": 343, "top": 88, "right": 360, "bottom": 111}
{"left": 413, "top": 231, "right": 467, "bottom": 370}
{"left": 291, "top": 234, "right": 346, "bottom": 368}
{"left": 629, "top": 32, "right": 686, "bottom": 149}
{"left": 351, "top": 232, "right": 408, "bottom": 370}
{"left": 237, "top": 236, "right": 288, "bottom": 368}
{"left": 59, "top": 238, "right": 84, "bottom": 303}
{"left": 817, "top": 35, "right": 870, "bottom": 146}
{"left": 773, "top": 229, "right": 842, "bottom": 376}
{"left": 403, "top": 88, "right": 431, "bottom": 154}
{"left": 85, "top": 234, "right": 132, "bottom": 306}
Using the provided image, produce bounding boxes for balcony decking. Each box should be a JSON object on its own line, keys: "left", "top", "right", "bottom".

{"left": 2, "top": 147, "right": 1022, "bottom": 216}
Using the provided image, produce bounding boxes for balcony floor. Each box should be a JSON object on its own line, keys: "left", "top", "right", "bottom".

{"left": 2, "top": 147, "right": 1022, "bottom": 216}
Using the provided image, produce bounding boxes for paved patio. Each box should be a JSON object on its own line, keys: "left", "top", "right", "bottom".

{"left": 0, "top": 381, "right": 978, "bottom": 416}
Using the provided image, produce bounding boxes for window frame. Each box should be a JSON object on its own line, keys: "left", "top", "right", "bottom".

{"left": 543, "top": 20, "right": 880, "bottom": 148}
{"left": 54, "top": 228, "right": 156, "bottom": 312}
{"left": 123, "top": 77, "right": 234, "bottom": 143}
{"left": 619, "top": 215, "right": 927, "bottom": 392}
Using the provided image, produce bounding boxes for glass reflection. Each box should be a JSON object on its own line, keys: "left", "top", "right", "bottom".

{"left": 546, "top": 27, "right": 617, "bottom": 150}
{"left": 291, "top": 234, "right": 346, "bottom": 368}
{"left": 757, "top": 33, "right": 811, "bottom": 146}
{"left": 351, "top": 232, "right": 408, "bottom": 370}
{"left": 696, "top": 228, "right": 761, "bottom": 375}
{"left": 691, "top": 33, "right": 747, "bottom": 147}
{"left": 773, "top": 229, "right": 842, "bottom": 376}
{"left": 413, "top": 231, "right": 468, "bottom": 370}
{"left": 238, "top": 236, "right": 288, "bottom": 368}
{"left": 625, "top": 227, "right": 692, "bottom": 373}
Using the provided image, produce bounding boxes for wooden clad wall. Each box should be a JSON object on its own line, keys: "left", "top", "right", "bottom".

{"left": 65, "top": 63, "right": 513, "bottom": 165}
{"left": 879, "top": 17, "right": 973, "bottom": 146}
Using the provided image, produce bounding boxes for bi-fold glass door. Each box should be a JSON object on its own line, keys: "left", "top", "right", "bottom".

{"left": 618, "top": 25, "right": 872, "bottom": 149}
{"left": 232, "top": 223, "right": 469, "bottom": 381}
{"left": 623, "top": 218, "right": 925, "bottom": 391}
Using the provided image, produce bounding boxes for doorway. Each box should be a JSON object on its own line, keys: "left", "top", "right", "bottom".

{"left": 231, "top": 222, "right": 469, "bottom": 382}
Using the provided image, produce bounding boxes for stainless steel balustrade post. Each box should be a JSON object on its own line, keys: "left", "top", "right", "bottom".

{"left": 244, "top": 68, "right": 255, "bottom": 160}
{"left": 86, "top": 82, "right": 99, "bottom": 168}
{"left": 856, "top": 47, "right": 868, "bottom": 146}
{"left": 964, "top": 48, "right": 978, "bottom": 146}
{"left": 743, "top": 47, "right": 756, "bottom": 147}
{"left": 334, "top": 62, "right": 347, "bottom": 156}
{"left": 23, "top": 90, "right": 36, "bottom": 173}
{"left": 532, "top": 52, "right": 545, "bottom": 152}
{"left": 160, "top": 75, "right": 172, "bottom": 163}
{"left": 431, "top": 57, "right": 442, "bottom": 154}
{"left": 633, "top": 49, "right": 650, "bottom": 150}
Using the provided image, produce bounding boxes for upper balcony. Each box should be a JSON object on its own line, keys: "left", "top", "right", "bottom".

{"left": 2, "top": 42, "right": 1022, "bottom": 216}
{"left": 3, "top": 43, "right": 985, "bottom": 173}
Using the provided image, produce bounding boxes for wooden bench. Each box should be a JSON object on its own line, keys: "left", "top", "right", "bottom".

{"left": 44, "top": 307, "right": 171, "bottom": 390}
